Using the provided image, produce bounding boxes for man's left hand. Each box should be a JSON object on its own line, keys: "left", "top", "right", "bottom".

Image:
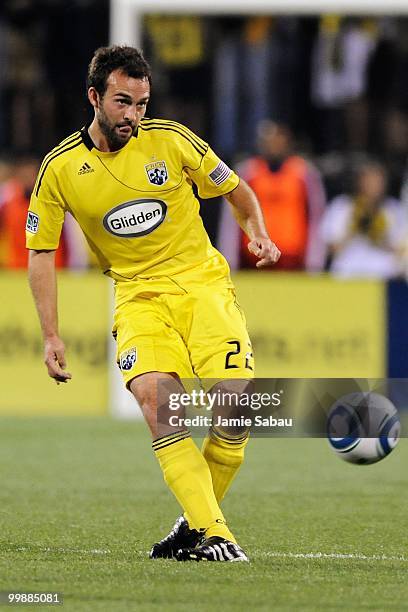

{"left": 247, "top": 238, "right": 281, "bottom": 268}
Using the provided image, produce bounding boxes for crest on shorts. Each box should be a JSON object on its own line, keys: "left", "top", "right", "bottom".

{"left": 145, "top": 160, "right": 168, "bottom": 186}
{"left": 119, "top": 347, "right": 137, "bottom": 371}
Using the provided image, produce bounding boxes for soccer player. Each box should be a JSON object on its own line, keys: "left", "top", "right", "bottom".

{"left": 26, "top": 46, "right": 280, "bottom": 562}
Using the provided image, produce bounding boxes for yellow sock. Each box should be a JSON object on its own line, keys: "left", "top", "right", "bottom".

{"left": 153, "top": 431, "right": 236, "bottom": 542}
{"left": 201, "top": 427, "right": 249, "bottom": 503}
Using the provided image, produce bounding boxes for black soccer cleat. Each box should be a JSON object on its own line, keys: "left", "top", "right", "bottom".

{"left": 149, "top": 516, "right": 203, "bottom": 559}
{"left": 175, "top": 536, "right": 249, "bottom": 562}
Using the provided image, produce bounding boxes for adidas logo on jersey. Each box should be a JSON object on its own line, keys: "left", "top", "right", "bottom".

{"left": 78, "top": 162, "right": 94, "bottom": 175}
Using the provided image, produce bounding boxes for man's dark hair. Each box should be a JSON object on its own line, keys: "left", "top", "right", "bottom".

{"left": 87, "top": 45, "right": 151, "bottom": 97}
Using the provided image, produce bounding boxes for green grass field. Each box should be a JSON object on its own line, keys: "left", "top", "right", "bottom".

{"left": 0, "top": 417, "right": 407, "bottom": 611}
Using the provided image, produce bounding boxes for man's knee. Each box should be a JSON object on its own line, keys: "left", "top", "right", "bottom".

{"left": 129, "top": 372, "right": 186, "bottom": 438}
{"left": 130, "top": 371, "right": 180, "bottom": 403}
{"left": 210, "top": 379, "right": 253, "bottom": 438}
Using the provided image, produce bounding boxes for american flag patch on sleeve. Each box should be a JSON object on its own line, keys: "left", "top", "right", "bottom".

{"left": 209, "top": 161, "right": 232, "bottom": 186}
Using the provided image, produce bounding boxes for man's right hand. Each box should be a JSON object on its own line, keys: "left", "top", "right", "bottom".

{"left": 44, "top": 336, "right": 72, "bottom": 384}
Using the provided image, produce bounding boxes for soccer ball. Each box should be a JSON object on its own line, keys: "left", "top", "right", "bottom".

{"left": 327, "top": 392, "right": 400, "bottom": 465}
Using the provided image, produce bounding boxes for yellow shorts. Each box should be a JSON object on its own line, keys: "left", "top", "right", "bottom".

{"left": 113, "top": 285, "right": 254, "bottom": 388}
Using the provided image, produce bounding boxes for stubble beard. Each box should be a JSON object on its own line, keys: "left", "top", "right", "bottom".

{"left": 97, "top": 106, "right": 135, "bottom": 152}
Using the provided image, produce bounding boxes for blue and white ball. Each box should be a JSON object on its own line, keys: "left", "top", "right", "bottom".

{"left": 327, "top": 392, "right": 400, "bottom": 465}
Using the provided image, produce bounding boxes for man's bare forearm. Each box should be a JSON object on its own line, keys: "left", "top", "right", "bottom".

{"left": 225, "top": 179, "right": 269, "bottom": 241}
{"left": 225, "top": 178, "right": 281, "bottom": 267}
{"left": 28, "top": 250, "right": 59, "bottom": 339}
{"left": 28, "top": 249, "right": 71, "bottom": 382}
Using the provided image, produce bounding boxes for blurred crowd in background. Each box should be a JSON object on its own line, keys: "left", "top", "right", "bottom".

{"left": 0, "top": 1, "right": 407, "bottom": 277}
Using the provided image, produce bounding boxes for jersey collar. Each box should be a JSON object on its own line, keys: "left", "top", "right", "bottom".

{"left": 81, "top": 124, "right": 95, "bottom": 151}
{"left": 80, "top": 123, "right": 140, "bottom": 152}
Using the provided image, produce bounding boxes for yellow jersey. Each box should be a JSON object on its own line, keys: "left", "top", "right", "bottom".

{"left": 26, "top": 118, "right": 239, "bottom": 292}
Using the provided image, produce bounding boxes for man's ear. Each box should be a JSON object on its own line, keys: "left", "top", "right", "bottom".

{"left": 88, "top": 87, "right": 100, "bottom": 110}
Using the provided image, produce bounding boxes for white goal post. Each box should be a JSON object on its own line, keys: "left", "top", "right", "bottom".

{"left": 110, "top": 0, "right": 408, "bottom": 48}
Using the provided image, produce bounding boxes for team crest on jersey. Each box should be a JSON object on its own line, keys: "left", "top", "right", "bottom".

{"left": 145, "top": 160, "right": 168, "bottom": 186}
{"left": 26, "top": 211, "right": 40, "bottom": 234}
{"left": 119, "top": 347, "right": 137, "bottom": 371}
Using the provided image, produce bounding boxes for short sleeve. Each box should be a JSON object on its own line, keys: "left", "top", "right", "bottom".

{"left": 176, "top": 124, "right": 239, "bottom": 198}
{"left": 25, "top": 163, "right": 66, "bottom": 250}
{"left": 186, "top": 146, "right": 240, "bottom": 198}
